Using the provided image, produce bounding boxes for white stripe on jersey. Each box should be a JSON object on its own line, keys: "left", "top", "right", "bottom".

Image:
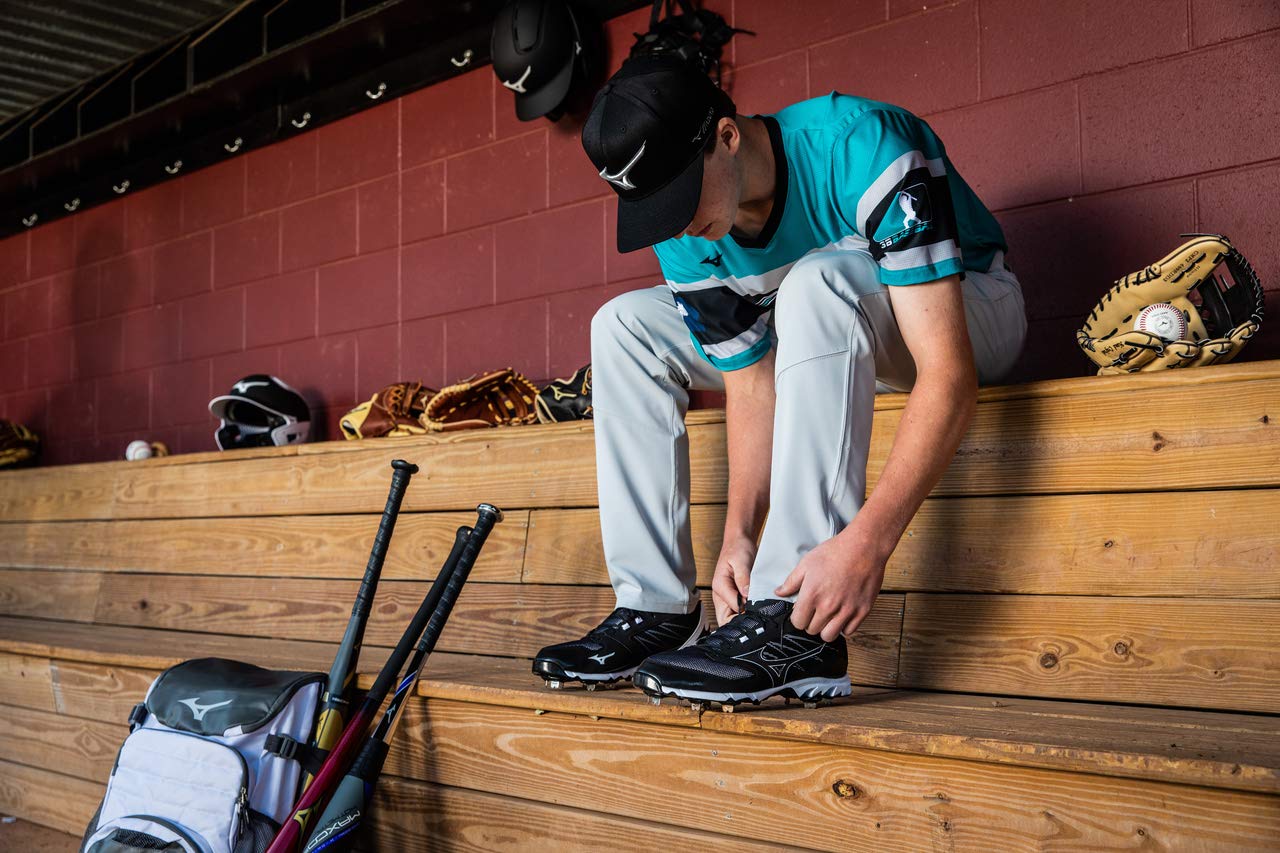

{"left": 665, "top": 264, "right": 791, "bottom": 296}
{"left": 855, "top": 151, "right": 947, "bottom": 232}
{"left": 878, "top": 239, "right": 962, "bottom": 272}
{"left": 702, "top": 313, "right": 773, "bottom": 360}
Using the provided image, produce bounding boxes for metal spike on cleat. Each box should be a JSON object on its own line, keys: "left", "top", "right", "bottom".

{"left": 650, "top": 695, "right": 663, "bottom": 706}
{"left": 719, "top": 702, "right": 735, "bottom": 713}
{"left": 546, "top": 679, "right": 562, "bottom": 690}
{"left": 585, "top": 683, "right": 598, "bottom": 692}
{"left": 689, "top": 700, "right": 706, "bottom": 714}
{"left": 802, "top": 700, "right": 818, "bottom": 709}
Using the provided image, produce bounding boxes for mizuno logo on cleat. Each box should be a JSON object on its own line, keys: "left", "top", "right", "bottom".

{"left": 588, "top": 652, "right": 615, "bottom": 664}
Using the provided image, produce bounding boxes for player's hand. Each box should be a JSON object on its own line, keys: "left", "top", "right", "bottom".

{"left": 711, "top": 535, "right": 756, "bottom": 627}
{"left": 774, "top": 535, "right": 887, "bottom": 642}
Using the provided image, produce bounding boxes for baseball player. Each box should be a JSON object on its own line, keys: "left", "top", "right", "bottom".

{"left": 533, "top": 54, "right": 1027, "bottom": 708}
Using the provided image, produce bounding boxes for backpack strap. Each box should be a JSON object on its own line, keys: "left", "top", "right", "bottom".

{"left": 264, "top": 734, "right": 328, "bottom": 776}
{"left": 127, "top": 702, "right": 148, "bottom": 731}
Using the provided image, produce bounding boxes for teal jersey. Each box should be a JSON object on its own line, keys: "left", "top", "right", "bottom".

{"left": 652, "top": 92, "right": 1007, "bottom": 371}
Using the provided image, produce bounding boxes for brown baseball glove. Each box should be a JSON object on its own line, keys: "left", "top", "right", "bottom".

{"left": 340, "top": 381, "right": 438, "bottom": 439}
{"left": 422, "top": 368, "right": 539, "bottom": 431}
{"left": 0, "top": 419, "right": 40, "bottom": 469}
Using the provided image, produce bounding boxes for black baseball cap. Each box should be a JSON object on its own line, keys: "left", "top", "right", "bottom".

{"left": 582, "top": 54, "right": 735, "bottom": 253}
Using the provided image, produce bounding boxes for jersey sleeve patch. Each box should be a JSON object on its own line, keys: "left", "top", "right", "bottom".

{"left": 836, "top": 112, "right": 965, "bottom": 286}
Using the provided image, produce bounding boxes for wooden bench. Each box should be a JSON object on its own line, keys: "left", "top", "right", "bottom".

{"left": 1, "top": 360, "right": 1278, "bottom": 851}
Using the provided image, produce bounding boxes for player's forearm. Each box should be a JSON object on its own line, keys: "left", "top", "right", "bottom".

{"left": 839, "top": 369, "right": 977, "bottom": 560}
{"left": 722, "top": 349, "right": 776, "bottom": 544}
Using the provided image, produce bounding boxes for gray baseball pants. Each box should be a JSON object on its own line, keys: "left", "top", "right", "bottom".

{"left": 590, "top": 248, "right": 1027, "bottom": 614}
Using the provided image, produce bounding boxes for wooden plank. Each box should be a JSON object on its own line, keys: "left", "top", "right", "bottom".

{"left": 0, "top": 704, "right": 122, "bottom": 782}
{"left": 89, "top": 575, "right": 904, "bottom": 685}
{"left": 0, "top": 616, "right": 370, "bottom": 675}
{"left": 524, "top": 491, "right": 1280, "bottom": 597}
{"left": 386, "top": 699, "right": 1280, "bottom": 852}
{"left": 900, "top": 594, "right": 1280, "bottom": 713}
{"left": 364, "top": 774, "right": 811, "bottom": 853}
{"left": 698, "top": 687, "right": 1280, "bottom": 795}
{"left": 887, "top": 489, "right": 1280, "bottom": 596}
{"left": 103, "top": 421, "right": 726, "bottom": 520}
{"left": 2, "top": 367, "right": 1277, "bottom": 523}
{"left": 0, "top": 462, "right": 115, "bottom": 523}
{"left": 0, "top": 512, "right": 527, "bottom": 583}
{"left": 50, "top": 660, "right": 156, "bottom": 721}
{"left": 418, "top": 654, "right": 706, "bottom": 727}
{"left": 0, "top": 760, "right": 103, "bottom": 836}
{"left": 0, "top": 652, "right": 55, "bottom": 712}
{"left": 419, "top": 655, "right": 1280, "bottom": 794}
{"left": 873, "top": 359, "right": 1280, "bottom": 410}
{"left": 9, "top": 651, "right": 1277, "bottom": 794}
{"left": 0, "top": 817, "right": 80, "bottom": 853}
{"left": 0, "top": 569, "right": 100, "bottom": 623}
{"left": 523, "top": 505, "right": 727, "bottom": 585}
{"left": 869, "top": 371, "right": 1280, "bottom": 496}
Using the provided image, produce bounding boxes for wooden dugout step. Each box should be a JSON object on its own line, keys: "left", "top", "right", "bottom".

{"left": 1, "top": 621, "right": 1278, "bottom": 795}
{"left": 1, "top": 360, "right": 1277, "bottom": 523}
{"left": 5, "top": 487, "right": 1280, "bottom": 598}
{"left": 6, "top": 565, "right": 1279, "bottom": 711}
{"left": 0, "top": 759, "right": 798, "bottom": 853}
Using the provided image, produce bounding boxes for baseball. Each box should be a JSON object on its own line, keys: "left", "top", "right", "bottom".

{"left": 1134, "top": 303, "right": 1187, "bottom": 342}
{"left": 125, "top": 439, "right": 153, "bottom": 461}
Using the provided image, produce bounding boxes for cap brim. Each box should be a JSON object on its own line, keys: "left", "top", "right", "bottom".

{"left": 514, "top": 57, "right": 575, "bottom": 121}
{"left": 615, "top": 151, "right": 704, "bottom": 253}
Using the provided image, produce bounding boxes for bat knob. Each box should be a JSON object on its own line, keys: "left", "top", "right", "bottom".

{"left": 476, "top": 503, "right": 504, "bottom": 524}
{"left": 391, "top": 459, "right": 420, "bottom": 474}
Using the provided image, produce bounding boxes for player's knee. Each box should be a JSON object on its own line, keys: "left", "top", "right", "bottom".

{"left": 775, "top": 252, "right": 878, "bottom": 332}
{"left": 592, "top": 288, "right": 665, "bottom": 338}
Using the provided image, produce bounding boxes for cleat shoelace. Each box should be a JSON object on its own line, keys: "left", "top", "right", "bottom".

{"left": 702, "top": 610, "right": 776, "bottom": 654}
{"left": 588, "top": 607, "right": 639, "bottom": 638}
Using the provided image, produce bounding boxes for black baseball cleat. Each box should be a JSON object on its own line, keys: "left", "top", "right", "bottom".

{"left": 633, "top": 599, "right": 852, "bottom": 711}
{"left": 533, "top": 601, "right": 707, "bottom": 690}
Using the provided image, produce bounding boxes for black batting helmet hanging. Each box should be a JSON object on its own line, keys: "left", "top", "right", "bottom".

{"left": 491, "top": 0, "right": 587, "bottom": 121}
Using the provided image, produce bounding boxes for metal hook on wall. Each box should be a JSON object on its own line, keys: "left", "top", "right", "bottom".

{"left": 64, "top": 198, "right": 81, "bottom": 212}
{"left": 113, "top": 180, "right": 131, "bottom": 194}
{"left": 450, "top": 49, "right": 473, "bottom": 67}
{"left": 224, "top": 137, "right": 243, "bottom": 153}
{"left": 165, "top": 160, "right": 183, "bottom": 175}
{"left": 291, "top": 111, "right": 311, "bottom": 129}
{"left": 366, "top": 82, "right": 387, "bottom": 100}
{"left": 22, "top": 214, "right": 37, "bottom": 227}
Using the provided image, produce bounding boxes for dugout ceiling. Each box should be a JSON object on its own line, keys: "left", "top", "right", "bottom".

{"left": 0, "top": 0, "right": 646, "bottom": 240}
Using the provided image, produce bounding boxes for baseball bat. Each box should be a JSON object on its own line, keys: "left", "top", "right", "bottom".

{"left": 302, "top": 459, "right": 418, "bottom": 794}
{"left": 266, "top": 503, "right": 502, "bottom": 853}
{"left": 300, "top": 503, "right": 503, "bottom": 853}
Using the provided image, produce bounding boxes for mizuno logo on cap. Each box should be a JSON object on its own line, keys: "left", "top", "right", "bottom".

{"left": 502, "top": 65, "right": 532, "bottom": 94}
{"left": 231, "top": 380, "right": 268, "bottom": 394}
{"left": 599, "top": 141, "right": 646, "bottom": 190}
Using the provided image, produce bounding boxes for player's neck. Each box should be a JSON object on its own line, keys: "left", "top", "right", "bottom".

{"left": 732, "top": 115, "right": 776, "bottom": 238}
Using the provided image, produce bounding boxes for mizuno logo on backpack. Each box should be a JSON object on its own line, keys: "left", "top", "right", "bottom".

{"left": 178, "top": 696, "right": 232, "bottom": 721}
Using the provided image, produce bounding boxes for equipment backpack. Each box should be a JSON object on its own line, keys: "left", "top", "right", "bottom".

{"left": 80, "top": 658, "right": 325, "bottom": 853}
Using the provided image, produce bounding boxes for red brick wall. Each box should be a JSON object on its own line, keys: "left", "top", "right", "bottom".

{"left": 2, "top": 1, "right": 1278, "bottom": 465}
